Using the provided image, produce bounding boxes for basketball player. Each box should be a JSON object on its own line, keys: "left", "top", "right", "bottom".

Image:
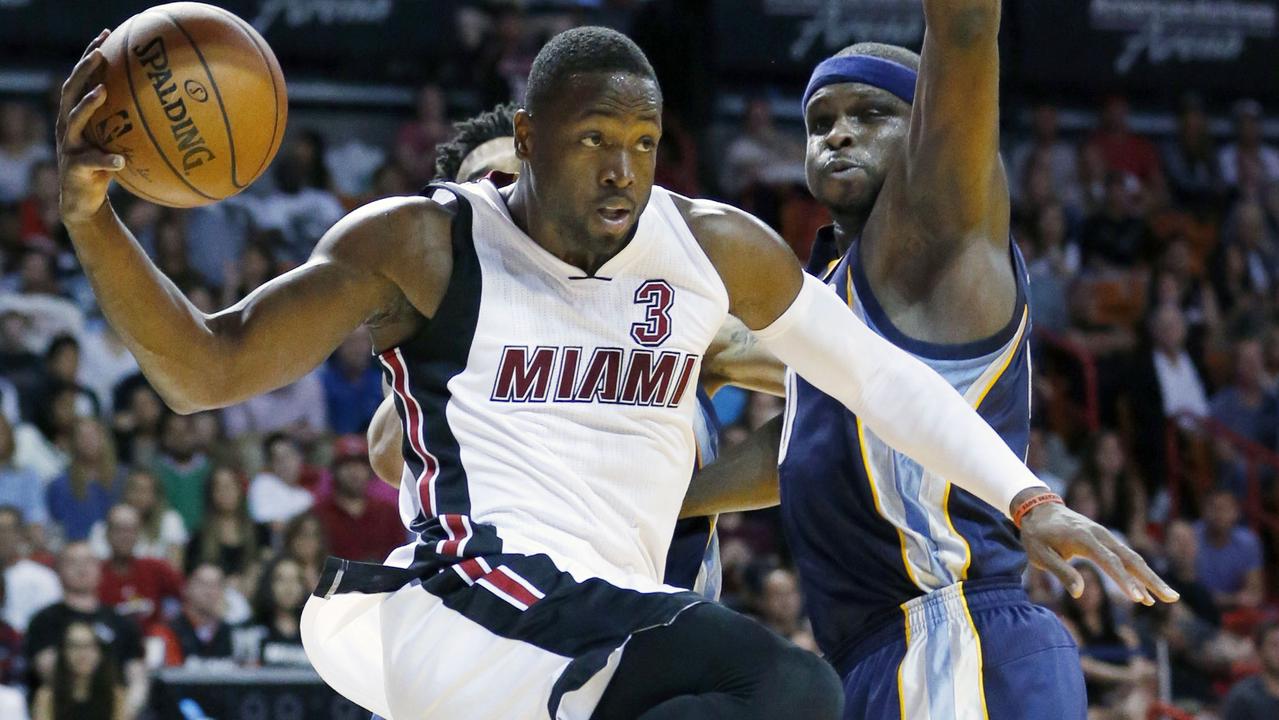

{"left": 59, "top": 25, "right": 1103, "bottom": 720}
{"left": 683, "top": 3, "right": 1179, "bottom": 718}
{"left": 368, "top": 103, "right": 761, "bottom": 598}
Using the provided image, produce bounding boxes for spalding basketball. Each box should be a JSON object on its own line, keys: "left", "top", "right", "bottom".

{"left": 88, "top": 2, "right": 287, "bottom": 208}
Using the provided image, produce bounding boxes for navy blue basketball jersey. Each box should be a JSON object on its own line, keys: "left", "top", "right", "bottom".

{"left": 778, "top": 227, "right": 1033, "bottom": 665}
{"left": 664, "top": 388, "right": 723, "bottom": 598}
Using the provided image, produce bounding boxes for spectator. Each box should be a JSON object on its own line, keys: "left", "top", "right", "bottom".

{"left": 654, "top": 108, "right": 701, "bottom": 197}
{"left": 1161, "top": 92, "right": 1224, "bottom": 212}
{"left": 321, "top": 332, "right": 384, "bottom": 435}
{"left": 0, "top": 682, "right": 24, "bottom": 720}
{"left": 0, "top": 574, "right": 21, "bottom": 686}
{"left": 395, "top": 84, "right": 450, "bottom": 186}
{"left": 219, "top": 238, "right": 279, "bottom": 308}
{"left": 153, "top": 412, "right": 212, "bottom": 534}
{"left": 77, "top": 323, "right": 138, "bottom": 415}
{"left": 1078, "top": 171, "right": 1150, "bottom": 271}
{"left": 1211, "top": 339, "right": 1279, "bottom": 448}
{"left": 1157, "top": 519, "right": 1220, "bottom": 626}
{"left": 24, "top": 542, "right": 146, "bottom": 713}
{"left": 1151, "top": 238, "right": 1220, "bottom": 359}
{"left": 151, "top": 210, "right": 202, "bottom": 291}
{"left": 1060, "top": 563, "right": 1155, "bottom": 719}
{"left": 755, "top": 566, "right": 804, "bottom": 640}
{"left": 1027, "top": 427, "right": 1068, "bottom": 496}
{"left": 1086, "top": 94, "right": 1162, "bottom": 184}
{"left": 248, "top": 433, "right": 314, "bottom": 532}
{"left": 17, "top": 160, "right": 62, "bottom": 251}
{"left": 1128, "top": 303, "right": 1210, "bottom": 486}
{"left": 370, "top": 162, "right": 412, "bottom": 199}
{"left": 0, "top": 101, "right": 52, "bottom": 203}
{"left": 1219, "top": 99, "right": 1279, "bottom": 190}
{"left": 186, "top": 466, "right": 266, "bottom": 584}
{"left": 1195, "top": 488, "right": 1265, "bottom": 611}
{"left": 222, "top": 368, "right": 329, "bottom": 441}
{"left": 89, "top": 469, "right": 188, "bottom": 568}
{"left": 110, "top": 375, "right": 165, "bottom": 468}
{"left": 1222, "top": 201, "right": 1278, "bottom": 309}
{"left": 720, "top": 96, "right": 805, "bottom": 200}
{"left": 0, "top": 505, "right": 60, "bottom": 633}
{"left": 235, "top": 134, "right": 344, "bottom": 264}
{"left": 1011, "top": 101, "right": 1082, "bottom": 211}
{"left": 1072, "top": 430, "right": 1150, "bottom": 551}
{"left": 250, "top": 555, "right": 309, "bottom": 667}
{"left": 31, "top": 621, "right": 127, "bottom": 720}
{"left": 279, "top": 513, "right": 327, "bottom": 590}
{"left": 158, "top": 563, "right": 234, "bottom": 666}
{"left": 97, "top": 504, "right": 184, "bottom": 630}
{"left": 1222, "top": 621, "right": 1279, "bottom": 719}
{"left": 0, "top": 415, "right": 48, "bottom": 536}
{"left": 314, "top": 436, "right": 404, "bottom": 563}
{"left": 36, "top": 334, "right": 100, "bottom": 419}
{"left": 1024, "top": 202, "right": 1077, "bottom": 333}
{"left": 46, "top": 418, "right": 122, "bottom": 542}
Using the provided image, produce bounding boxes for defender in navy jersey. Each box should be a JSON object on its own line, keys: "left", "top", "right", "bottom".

{"left": 60, "top": 22, "right": 1154, "bottom": 720}
{"left": 686, "top": 3, "right": 1180, "bottom": 718}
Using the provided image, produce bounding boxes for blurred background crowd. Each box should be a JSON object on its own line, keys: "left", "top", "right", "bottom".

{"left": 4, "top": 1, "right": 1279, "bottom": 719}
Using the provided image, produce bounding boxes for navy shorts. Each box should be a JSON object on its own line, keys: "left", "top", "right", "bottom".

{"left": 835, "top": 579, "right": 1086, "bottom": 720}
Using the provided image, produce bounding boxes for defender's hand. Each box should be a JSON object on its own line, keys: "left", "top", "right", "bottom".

{"left": 56, "top": 29, "right": 125, "bottom": 226}
{"left": 1017, "top": 491, "right": 1179, "bottom": 605}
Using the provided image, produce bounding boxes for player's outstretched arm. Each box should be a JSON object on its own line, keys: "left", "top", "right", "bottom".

{"left": 899, "top": 0, "right": 1007, "bottom": 245}
{"left": 680, "top": 416, "right": 783, "bottom": 518}
{"left": 368, "top": 395, "right": 404, "bottom": 488}
{"left": 57, "top": 32, "right": 447, "bottom": 414}
{"left": 685, "top": 196, "right": 1179, "bottom": 606}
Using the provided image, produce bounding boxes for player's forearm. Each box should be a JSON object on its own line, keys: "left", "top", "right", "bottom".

{"left": 680, "top": 415, "right": 782, "bottom": 518}
{"left": 65, "top": 201, "right": 223, "bottom": 412}
{"left": 922, "top": 0, "right": 1001, "bottom": 45}
{"left": 753, "top": 275, "right": 1044, "bottom": 518}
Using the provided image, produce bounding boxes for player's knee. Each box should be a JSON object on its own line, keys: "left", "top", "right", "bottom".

{"left": 761, "top": 647, "right": 844, "bottom": 719}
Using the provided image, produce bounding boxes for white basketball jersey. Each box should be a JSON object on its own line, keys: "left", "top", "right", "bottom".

{"left": 380, "top": 180, "right": 729, "bottom": 594}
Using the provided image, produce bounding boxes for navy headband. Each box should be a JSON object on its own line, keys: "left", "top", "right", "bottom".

{"left": 802, "top": 55, "right": 917, "bottom": 112}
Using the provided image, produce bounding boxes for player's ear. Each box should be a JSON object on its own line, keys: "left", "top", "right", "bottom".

{"left": 513, "top": 109, "right": 532, "bottom": 160}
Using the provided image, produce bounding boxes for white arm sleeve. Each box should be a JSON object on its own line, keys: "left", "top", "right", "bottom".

{"left": 753, "top": 274, "right": 1046, "bottom": 517}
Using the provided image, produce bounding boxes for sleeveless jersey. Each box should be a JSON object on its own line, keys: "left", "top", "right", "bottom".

{"left": 378, "top": 180, "right": 729, "bottom": 594}
{"left": 778, "top": 226, "right": 1033, "bottom": 664}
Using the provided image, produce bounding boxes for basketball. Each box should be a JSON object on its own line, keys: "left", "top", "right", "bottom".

{"left": 87, "top": 2, "right": 286, "bottom": 208}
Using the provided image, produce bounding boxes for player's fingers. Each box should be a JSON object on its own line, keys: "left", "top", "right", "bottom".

{"left": 1107, "top": 536, "right": 1179, "bottom": 604}
{"left": 59, "top": 48, "right": 105, "bottom": 123}
{"left": 1081, "top": 530, "right": 1145, "bottom": 604}
{"left": 80, "top": 28, "right": 110, "bottom": 61}
{"left": 64, "top": 85, "right": 108, "bottom": 148}
{"left": 1030, "top": 543, "right": 1084, "bottom": 598}
{"left": 67, "top": 148, "right": 126, "bottom": 174}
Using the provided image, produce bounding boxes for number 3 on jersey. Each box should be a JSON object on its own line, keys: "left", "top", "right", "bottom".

{"left": 631, "top": 280, "right": 674, "bottom": 347}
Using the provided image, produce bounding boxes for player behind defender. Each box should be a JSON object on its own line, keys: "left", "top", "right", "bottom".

{"left": 59, "top": 25, "right": 1151, "bottom": 720}
{"left": 684, "top": 2, "right": 1179, "bottom": 718}
{"left": 367, "top": 102, "right": 778, "bottom": 600}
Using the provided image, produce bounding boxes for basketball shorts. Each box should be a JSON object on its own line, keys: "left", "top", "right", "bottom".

{"left": 835, "top": 578, "right": 1086, "bottom": 720}
{"left": 301, "top": 552, "right": 703, "bottom": 720}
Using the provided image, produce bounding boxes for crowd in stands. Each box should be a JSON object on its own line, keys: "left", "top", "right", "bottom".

{"left": 3, "top": 7, "right": 1279, "bottom": 720}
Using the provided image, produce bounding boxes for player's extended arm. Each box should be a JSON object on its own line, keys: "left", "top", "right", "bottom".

{"left": 689, "top": 197, "right": 1178, "bottom": 605}
{"left": 57, "top": 33, "right": 443, "bottom": 414}
{"left": 904, "top": 0, "right": 1008, "bottom": 243}
{"left": 680, "top": 415, "right": 782, "bottom": 518}
{"left": 700, "top": 315, "right": 785, "bottom": 397}
{"left": 369, "top": 395, "right": 404, "bottom": 488}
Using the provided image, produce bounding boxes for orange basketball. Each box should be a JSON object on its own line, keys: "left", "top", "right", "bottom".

{"left": 87, "top": 2, "right": 287, "bottom": 208}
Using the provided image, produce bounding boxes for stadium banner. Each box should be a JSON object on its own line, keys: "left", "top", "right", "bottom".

{"left": 1008, "top": 0, "right": 1279, "bottom": 100}
{"left": 2, "top": 0, "right": 461, "bottom": 78}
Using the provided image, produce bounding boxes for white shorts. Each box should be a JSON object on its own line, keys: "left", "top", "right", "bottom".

{"left": 301, "top": 553, "right": 701, "bottom": 720}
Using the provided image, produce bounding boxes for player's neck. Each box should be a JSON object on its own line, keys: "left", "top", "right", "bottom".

{"left": 830, "top": 211, "right": 868, "bottom": 255}
{"left": 503, "top": 181, "right": 627, "bottom": 276}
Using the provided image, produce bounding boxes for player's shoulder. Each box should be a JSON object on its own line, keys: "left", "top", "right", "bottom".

{"left": 317, "top": 194, "right": 456, "bottom": 269}
{"left": 665, "top": 191, "right": 793, "bottom": 267}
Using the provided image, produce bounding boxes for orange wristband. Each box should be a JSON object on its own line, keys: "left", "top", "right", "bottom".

{"left": 1012, "top": 492, "right": 1063, "bottom": 528}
